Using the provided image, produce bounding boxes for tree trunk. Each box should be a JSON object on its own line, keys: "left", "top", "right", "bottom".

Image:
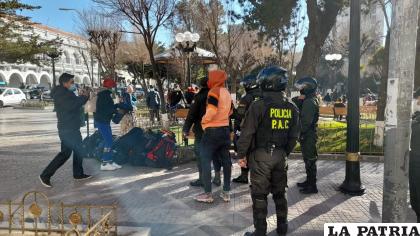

{"left": 377, "top": 32, "right": 390, "bottom": 122}
{"left": 147, "top": 46, "right": 167, "bottom": 113}
{"left": 295, "top": 33, "right": 323, "bottom": 79}
{"left": 295, "top": 1, "right": 342, "bottom": 80}
{"left": 373, "top": 31, "right": 390, "bottom": 147}
{"left": 415, "top": 8, "right": 420, "bottom": 89}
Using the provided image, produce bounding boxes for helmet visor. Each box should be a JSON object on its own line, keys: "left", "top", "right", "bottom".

{"left": 294, "top": 82, "right": 305, "bottom": 91}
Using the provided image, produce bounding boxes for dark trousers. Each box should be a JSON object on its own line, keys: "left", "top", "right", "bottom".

{"left": 249, "top": 148, "right": 288, "bottom": 235}
{"left": 41, "top": 129, "right": 85, "bottom": 178}
{"left": 301, "top": 131, "right": 318, "bottom": 185}
{"left": 149, "top": 108, "right": 160, "bottom": 122}
{"left": 410, "top": 153, "right": 420, "bottom": 222}
{"left": 194, "top": 135, "right": 203, "bottom": 181}
{"left": 200, "top": 127, "right": 232, "bottom": 193}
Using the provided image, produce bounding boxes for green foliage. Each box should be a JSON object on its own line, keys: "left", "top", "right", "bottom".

{"left": 0, "top": 0, "right": 60, "bottom": 65}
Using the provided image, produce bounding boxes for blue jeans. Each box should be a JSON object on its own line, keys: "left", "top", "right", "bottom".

{"left": 41, "top": 129, "right": 85, "bottom": 178}
{"left": 200, "top": 127, "right": 232, "bottom": 193}
{"left": 95, "top": 121, "right": 113, "bottom": 162}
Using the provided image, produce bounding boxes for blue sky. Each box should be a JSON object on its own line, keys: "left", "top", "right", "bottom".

{"left": 21, "top": 0, "right": 173, "bottom": 45}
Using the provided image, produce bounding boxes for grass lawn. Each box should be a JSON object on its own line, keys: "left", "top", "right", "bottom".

{"left": 169, "top": 120, "right": 383, "bottom": 155}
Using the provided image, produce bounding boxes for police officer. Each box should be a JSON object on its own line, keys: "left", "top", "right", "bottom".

{"left": 232, "top": 74, "right": 261, "bottom": 184}
{"left": 294, "top": 77, "right": 320, "bottom": 194}
{"left": 237, "top": 66, "right": 299, "bottom": 236}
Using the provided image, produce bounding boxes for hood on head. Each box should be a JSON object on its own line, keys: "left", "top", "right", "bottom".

{"left": 208, "top": 70, "right": 227, "bottom": 89}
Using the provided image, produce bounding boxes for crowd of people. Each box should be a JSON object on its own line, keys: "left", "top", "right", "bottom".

{"left": 37, "top": 67, "right": 420, "bottom": 236}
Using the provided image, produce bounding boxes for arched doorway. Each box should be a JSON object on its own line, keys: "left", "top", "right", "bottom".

{"left": 83, "top": 77, "right": 90, "bottom": 86}
{"left": 40, "top": 74, "right": 51, "bottom": 89}
{"left": 9, "top": 73, "right": 24, "bottom": 88}
{"left": 74, "top": 76, "right": 82, "bottom": 84}
{"left": 26, "top": 74, "right": 38, "bottom": 86}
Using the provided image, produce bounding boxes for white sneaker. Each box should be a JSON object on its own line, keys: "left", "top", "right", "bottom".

{"left": 112, "top": 162, "right": 122, "bottom": 169}
{"left": 220, "top": 191, "right": 231, "bottom": 202}
{"left": 101, "top": 163, "right": 118, "bottom": 171}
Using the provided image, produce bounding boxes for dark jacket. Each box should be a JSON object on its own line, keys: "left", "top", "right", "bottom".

{"left": 94, "top": 90, "right": 116, "bottom": 124}
{"left": 182, "top": 87, "right": 209, "bottom": 138}
{"left": 237, "top": 91, "right": 300, "bottom": 157}
{"left": 52, "top": 86, "right": 88, "bottom": 131}
{"left": 299, "top": 93, "right": 319, "bottom": 135}
{"left": 146, "top": 90, "right": 161, "bottom": 109}
{"left": 232, "top": 88, "right": 261, "bottom": 131}
{"left": 412, "top": 112, "right": 420, "bottom": 156}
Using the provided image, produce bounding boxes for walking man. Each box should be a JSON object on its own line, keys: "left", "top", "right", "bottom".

{"left": 294, "top": 76, "right": 320, "bottom": 194}
{"left": 194, "top": 70, "right": 233, "bottom": 203}
{"left": 146, "top": 86, "right": 161, "bottom": 123}
{"left": 39, "top": 73, "right": 91, "bottom": 187}
{"left": 237, "top": 66, "right": 299, "bottom": 236}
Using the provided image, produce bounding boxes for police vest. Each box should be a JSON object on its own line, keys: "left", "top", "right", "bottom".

{"left": 255, "top": 97, "right": 295, "bottom": 150}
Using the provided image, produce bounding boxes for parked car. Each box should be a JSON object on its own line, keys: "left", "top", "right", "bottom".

{"left": 0, "top": 87, "right": 27, "bottom": 107}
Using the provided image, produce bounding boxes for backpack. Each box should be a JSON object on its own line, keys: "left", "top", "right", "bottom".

{"left": 145, "top": 130, "right": 177, "bottom": 170}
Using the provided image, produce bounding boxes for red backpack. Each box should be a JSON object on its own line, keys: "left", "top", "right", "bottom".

{"left": 146, "top": 130, "right": 177, "bottom": 169}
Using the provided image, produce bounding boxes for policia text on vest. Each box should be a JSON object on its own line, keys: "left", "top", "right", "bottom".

{"left": 270, "top": 108, "right": 292, "bottom": 129}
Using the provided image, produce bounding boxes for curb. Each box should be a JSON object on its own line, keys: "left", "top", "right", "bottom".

{"left": 176, "top": 147, "right": 384, "bottom": 164}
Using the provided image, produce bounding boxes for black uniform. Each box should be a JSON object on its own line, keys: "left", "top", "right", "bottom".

{"left": 233, "top": 88, "right": 261, "bottom": 181}
{"left": 237, "top": 92, "right": 299, "bottom": 236}
{"left": 298, "top": 93, "right": 319, "bottom": 192}
{"left": 410, "top": 111, "right": 420, "bottom": 222}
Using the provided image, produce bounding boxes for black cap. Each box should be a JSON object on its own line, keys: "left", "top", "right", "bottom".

{"left": 414, "top": 87, "right": 420, "bottom": 99}
{"left": 58, "top": 73, "right": 75, "bottom": 85}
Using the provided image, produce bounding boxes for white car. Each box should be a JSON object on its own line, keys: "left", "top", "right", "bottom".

{"left": 0, "top": 87, "right": 27, "bottom": 107}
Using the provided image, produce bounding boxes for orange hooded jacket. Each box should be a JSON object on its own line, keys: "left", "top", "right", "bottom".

{"left": 201, "top": 70, "right": 232, "bottom": 130}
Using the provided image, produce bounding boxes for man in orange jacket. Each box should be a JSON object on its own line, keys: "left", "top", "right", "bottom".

{"left": 194, "top": 70, "right": 233, "bottom": 203}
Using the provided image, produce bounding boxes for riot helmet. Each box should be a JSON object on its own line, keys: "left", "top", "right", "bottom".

{"left": 294, "top": 76, "right": 318, "bottom": 95}
{"left": 256, "top": 66, "right": 288, "bottom": 92}
{"left": 240, "top": 74, "right": 258, "bottom": 91}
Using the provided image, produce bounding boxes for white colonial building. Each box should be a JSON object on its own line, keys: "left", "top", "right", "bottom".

{"left": 0, "top": 23, "right": 99, "bottom": 88}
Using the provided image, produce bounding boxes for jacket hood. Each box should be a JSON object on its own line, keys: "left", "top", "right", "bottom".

{"left": 208, "top": 70, "right": 227, "bottom": 89}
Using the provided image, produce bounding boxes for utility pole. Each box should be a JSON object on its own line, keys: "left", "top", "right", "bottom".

{"left": 382, "top": 0, "right": 419, "bottom": 222}
{"left": 339, "top": 0, "right": 365, "bottom": 196}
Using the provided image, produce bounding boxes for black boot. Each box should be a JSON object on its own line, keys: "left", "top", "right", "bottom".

{"left": 250, "top": 194, "right": 268, "bottom": 236}
{"left": 277, "top": 223, "right": 288, "bottom": 236}
{"left": 233, "top": 174, "right": 249, "bottom": 184}
{"left": 297, "top": 180, "right": 309, "bottom": 188}
{"left": 300, "top": 185, "right": 318, "bottom": 194}
{"left": 244, "top": 231, "right": 266, "bottom": 236}
{"left": 190, "top": 179, "right": 203, "bottom": 187}
{"left": 233, "top": 168, "right": 249, "bottom": 184}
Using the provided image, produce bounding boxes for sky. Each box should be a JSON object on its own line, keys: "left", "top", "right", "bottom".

{"left": 20, "top": 0, "right": 173, "bottom": 45}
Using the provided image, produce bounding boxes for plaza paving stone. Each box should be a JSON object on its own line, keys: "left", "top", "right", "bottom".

{"left": 0, "top": 107, "right": 416, "bottom": 236}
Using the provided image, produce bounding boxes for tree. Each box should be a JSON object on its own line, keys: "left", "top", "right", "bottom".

{"left": 93, "top": 0, "right": 176, "bottom": 112}
{"left": 295, "top": 0, "right": 346, "bottom": 79}
{"left": 239, "top": 0, "right": 298, "bottom": 65}
{"left": 0, "top": 0, "right": 60, "bottom": 65}
{"left": 78, "top": 9, "right": 122, "bottom": 82}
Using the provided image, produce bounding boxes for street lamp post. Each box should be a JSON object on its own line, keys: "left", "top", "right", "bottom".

{"left": 175, "top": 31, "right": 200, "bottom": 87}
{"left": 339, "top": 0, "right": 365, "bottom": 196}
{"left": 47, "top": 50, "right": 61, "bottom": 88}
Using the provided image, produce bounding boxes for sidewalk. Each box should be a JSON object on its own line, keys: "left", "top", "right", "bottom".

{"left": 0, "top": 108, "right": 416, "bottom": 236}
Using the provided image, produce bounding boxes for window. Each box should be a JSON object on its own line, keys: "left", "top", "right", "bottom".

{"left": 5, "top": 89, "right": 13, "bottom": 96}
{"left": 13, "top": 89, "right": 22, "bottom": 94}
{"left": 0, "top": 88, "right": 5, "bottom": 94}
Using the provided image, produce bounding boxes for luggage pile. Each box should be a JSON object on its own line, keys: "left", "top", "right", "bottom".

{"left": 82, "top": 128, "right": 177, "bottom": 170}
